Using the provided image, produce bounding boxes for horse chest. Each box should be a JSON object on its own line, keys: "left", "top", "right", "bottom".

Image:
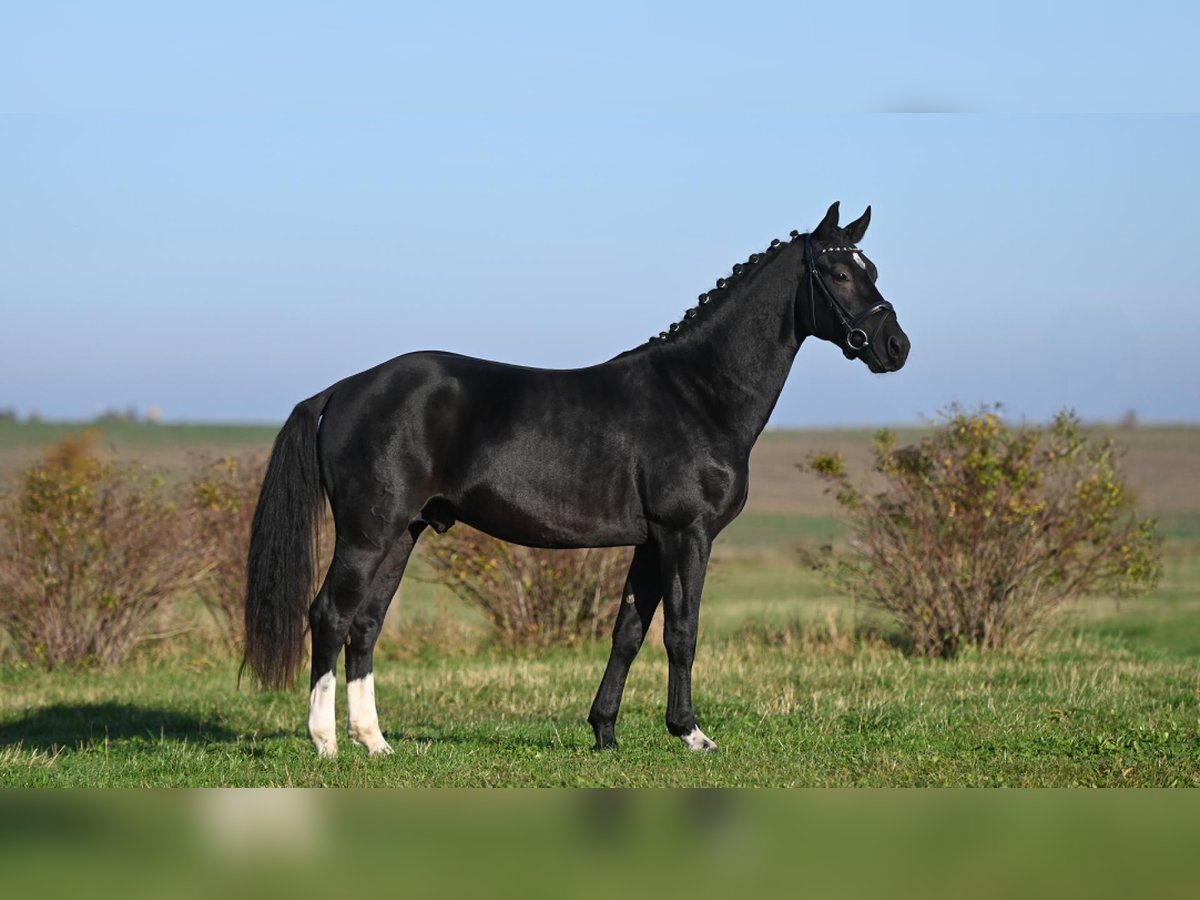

{"left": 643, "top": 453, "right": 749, "bottom": 531}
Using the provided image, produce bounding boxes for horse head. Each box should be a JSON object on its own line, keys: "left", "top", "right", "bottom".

{"left": 803, "top": 201, "right": 910, "bottom": 373}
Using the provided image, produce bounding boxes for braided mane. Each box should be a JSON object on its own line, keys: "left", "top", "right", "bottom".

{"left": 622, "top": 230, "right": 807, "bottom": 354}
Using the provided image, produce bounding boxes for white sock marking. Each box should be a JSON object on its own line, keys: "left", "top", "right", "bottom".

{"left": 347, "top": 673, "right": 393, "bottom": 756}
{"left": 681, "top": 726, "right": 718, "bottom": 752}
{"left": 308, "top": 671, "right": 338, "bottom": 757}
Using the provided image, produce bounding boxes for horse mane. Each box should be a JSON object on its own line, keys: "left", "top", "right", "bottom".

{"left": 612, "top": 229, "right": 808, "bottom": 360}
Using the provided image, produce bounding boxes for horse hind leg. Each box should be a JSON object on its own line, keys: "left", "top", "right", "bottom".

{"left": 307, "top": 529, "right": 403, "bottom": 758}
{"left": 344, "top": 522, "right": 426, "bottom": 755}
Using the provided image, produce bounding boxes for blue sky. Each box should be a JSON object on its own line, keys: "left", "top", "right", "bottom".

{"left": 2, "top": 4, "right": 1198, "bottom": 425}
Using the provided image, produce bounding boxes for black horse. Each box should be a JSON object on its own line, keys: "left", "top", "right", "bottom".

{"left": 243, "top": 201, "right": 910, "bottom": 757}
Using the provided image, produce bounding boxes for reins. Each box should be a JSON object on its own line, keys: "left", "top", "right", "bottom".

{"left": 802, "top": 232, "right": 895, "bottom": 354}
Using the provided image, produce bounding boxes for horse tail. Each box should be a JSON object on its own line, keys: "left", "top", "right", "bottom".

{"left": 241, "top": 387, "right": 334, "bottom": 690}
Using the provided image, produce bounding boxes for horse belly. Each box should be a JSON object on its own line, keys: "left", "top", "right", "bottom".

{"left": 450, "top": 459, "right": 646, "bottom": 549}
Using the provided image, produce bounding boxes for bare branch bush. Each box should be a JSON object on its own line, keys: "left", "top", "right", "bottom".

{"left": 190, "top": 454, "right": 335, "bottom": 652}
{"left": 420, "top": 526, "right": 630, "bottom": 648}
{"left": 189, "top": 455, "right": 265, "bottom": 648}
{"left": 805, "top": 407, "right": 1162, "bottom": 658}
{"left": 0, "top": 433, "right": 206, "bottom": 669}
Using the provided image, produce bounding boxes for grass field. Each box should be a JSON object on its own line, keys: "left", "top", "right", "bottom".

{"left": 1, "top": 421, "right": 1198, "bottom": 786}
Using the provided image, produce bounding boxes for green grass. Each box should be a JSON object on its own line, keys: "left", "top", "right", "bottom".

{"left": 1, "top": 629, "right": 1196, "bottom": 787}
{"left": 1074, "top": 554, "right": 1200, "bottom": 661}
{"left": 715, "top": 512, "right": 844, "bottom": 551}
{"left": 2, "top": 546, "right": 1198, "bottom": 787}
{"left": 1, "top": 422, "right": 1198, "bottom": 786}
{"left": 1152, "top": 511, "right": 1200, "bottom": 542}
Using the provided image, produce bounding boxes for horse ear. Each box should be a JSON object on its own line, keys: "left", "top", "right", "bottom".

{"left": 813, "top": 201, "right": 840, "bottom": 240}
{"left": 843, "top": 206, "right": 871, "bottom": 244}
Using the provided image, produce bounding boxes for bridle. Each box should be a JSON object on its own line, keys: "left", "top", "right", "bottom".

{"left": 802, "top": 232, "right": 896, "bottom": 355}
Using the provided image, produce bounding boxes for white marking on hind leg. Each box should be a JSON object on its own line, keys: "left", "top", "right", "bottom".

{"left": 308, "top": 672, "right": 338, "bottom": 757}
{"left": 680, "top": 726, "right": 719, "bottom": 753}
{"left": 347, "top": 673, "right": 393, "bottom": 756}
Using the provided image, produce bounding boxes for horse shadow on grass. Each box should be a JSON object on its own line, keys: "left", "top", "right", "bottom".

{"left": 0, "top": 702, "right": 245, "bottom": 753}
{"left": 0, "top": 702, "right": 589, "bottom": 755}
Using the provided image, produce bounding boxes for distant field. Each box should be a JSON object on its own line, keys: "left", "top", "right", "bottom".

{"left": 746, "top": 424, "right": 1200, "bottom": 516}
{"left": 1, "top": 420, "right": 1197, "bottom": 786}
{"left": 0, "top": 421, "right": 279, "bottom": 452}
{"left": 0, "top": 421, "right": 278, "bottom": 485}
{"left": 4, "top": 420, "right": 1197, "bottom": 516}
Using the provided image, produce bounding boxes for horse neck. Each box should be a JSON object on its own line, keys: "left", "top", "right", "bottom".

{"left": 644, "top": 245, "right": 806, "bottom": 446}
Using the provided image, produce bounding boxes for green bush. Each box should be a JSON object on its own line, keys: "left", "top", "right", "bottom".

{"left": 0, "top": 434, "right": 204, "bottom": 669}
{"left": 805, "top": 407, "right": 1162, "bottom": 658}
{"left": 421, "top": 526, "right": 630, "bottom": 648}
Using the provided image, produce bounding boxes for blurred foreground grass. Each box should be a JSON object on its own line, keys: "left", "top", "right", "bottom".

{"left": 3, "top": 790, "right": 1198, "bottom": 899}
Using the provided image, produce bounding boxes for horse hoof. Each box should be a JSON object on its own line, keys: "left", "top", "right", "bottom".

{"left": 351, "top": 729, "right": 394, "bottom": 756}
{"left": 680, "top": 727, "right": 719, "bottom": 753}
{"left": 314, "top": 739, "right": 338, "bottom": 758}
{"left": 365, "top": 739, "right": 394, "bottom": 756}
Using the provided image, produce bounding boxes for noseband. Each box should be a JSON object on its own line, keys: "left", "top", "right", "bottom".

{"left": 803, "top": 233, "right": 895, "bottom": 354}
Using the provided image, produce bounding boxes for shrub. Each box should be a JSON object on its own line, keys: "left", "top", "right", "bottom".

{"left": 189, "top": 455, "right": 266, "bottom": 648}
{"left": 0, "top": 434, "right": 205, "bottom": 669}
{"left": 805, "top": 407, "right": 1162, "bottom": 658}
{"left": 421, "top": 527, "right": 630, "bottom": 648}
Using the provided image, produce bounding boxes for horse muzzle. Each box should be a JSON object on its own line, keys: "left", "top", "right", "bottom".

{"left": 858, "top": 331, "right": 910, "bottom": 372}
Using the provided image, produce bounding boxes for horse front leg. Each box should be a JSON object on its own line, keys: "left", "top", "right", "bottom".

{"left": 588, "top": 542, "right": 662, "bottom": 750}
{"left": 659, "top": 525, "right": 718, "bottom": 752}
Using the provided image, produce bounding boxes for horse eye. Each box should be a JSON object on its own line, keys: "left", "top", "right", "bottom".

{"left": 836, "top": 271, "right": 850, "bottom": 282}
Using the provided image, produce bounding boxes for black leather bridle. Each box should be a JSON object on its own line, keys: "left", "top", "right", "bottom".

{"left": 803, "top": 232, "right": 896, "bottom": 355}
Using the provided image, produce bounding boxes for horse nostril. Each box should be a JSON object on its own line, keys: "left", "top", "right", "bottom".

{"left": 887, "top": 335, "right": 903, "bottom": 361}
